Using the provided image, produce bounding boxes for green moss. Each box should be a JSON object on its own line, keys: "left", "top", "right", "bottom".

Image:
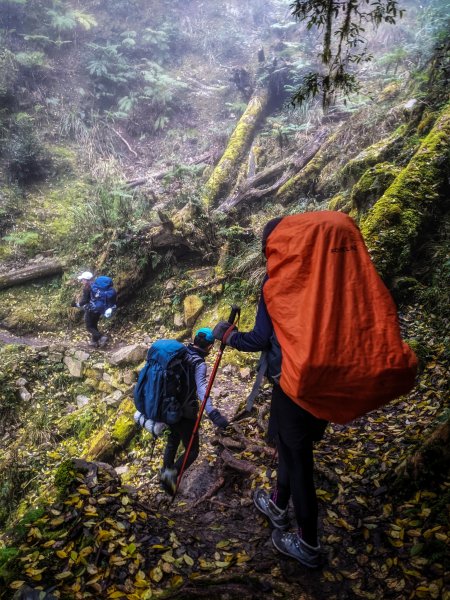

{"left": 378, "top": 82, "right": 402, "bottom": 101}
{"left": 83, "top": 398, "right": 136, "bottom": 461}
{"left": 47, "top": 144, "right": 77, "bottom": 176}
{"left": 361, "top": 103, "right": 450, "bottom": 280}
{"left": 339, "top": 126, "right": 407, "bottom": 188}
{"left": 195, "top": 297, "right": 259, "bottom": 368}
{"left": 112, "top": 413, "right": 135, "bottom": 445}
{"left": 0, "top": 546, "right": 20, "bottom": 585}
{"left": 202, "top": 90, "right": 269, "bottom": 207}
{"left": 54, "top": 459, "right": 76, "bottom": 500}
{"left": 0, "top": 276, "right": 63, "bottom": 333}
{"left": 351, "top": 162, "right": 401, "bottom": 215}
{"left": 328, "top": 192, "right": 352, "bottom": 213}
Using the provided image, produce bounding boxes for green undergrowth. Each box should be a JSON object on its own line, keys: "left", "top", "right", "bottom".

{"left": 0, "top": 276, "right": 64, "bottom": 333}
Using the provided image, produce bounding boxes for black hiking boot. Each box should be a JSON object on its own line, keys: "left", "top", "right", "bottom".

{"left": 160, "top": 468, "right": 177, "bottom": 496}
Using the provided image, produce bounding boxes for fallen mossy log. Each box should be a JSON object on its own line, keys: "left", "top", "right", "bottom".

{"left": 202, "top": 88, "right": 270, "bottom": 208}
{"left": 275, "top": 129, "right": 342, "bottom": 203}
{"left": 82, "top": 397, "right": 136, "bottom": 462}
{"left": 216, "top": 128, "right": 329, "bottom": 213}
{"left": 0, "top": 258, "right": 65, "bottom": 290}
{"left": 360, "top": 102, "right": 450, "bottom": 280}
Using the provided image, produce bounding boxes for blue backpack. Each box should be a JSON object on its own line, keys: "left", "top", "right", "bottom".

{"left": 89, "top": 276, "right": 117, "bottom": 316}
{"left": 134, "top": 340, "right": 201, "bottom": 426}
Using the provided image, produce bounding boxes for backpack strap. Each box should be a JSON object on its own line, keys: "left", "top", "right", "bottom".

{"left": 183, "top": 350, "right": 204, "bottom": 404}
{"left": 245, "top": 352, "right": 268, "bottom": 412}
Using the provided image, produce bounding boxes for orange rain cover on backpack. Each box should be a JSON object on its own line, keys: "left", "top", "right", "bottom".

{"left": 263, "top": 211, "right": 417, "bottom": 424}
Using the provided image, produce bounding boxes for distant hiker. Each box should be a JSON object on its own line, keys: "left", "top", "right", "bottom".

{"left": 133, "top": 328, "right": 229, "bottom": 495}
{"left": 71, "top": 272, "right": 117, "bottom": 348}
{"left": 213, "top": 211, "right": 417, "bottom": 568}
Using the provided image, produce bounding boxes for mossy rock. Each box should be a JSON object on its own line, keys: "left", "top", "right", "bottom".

{"left": 184, "top": 294, "right": 204, "bottom": 327}
{"left": 351, "top": 162, "right": 401, "bottom": 215}
{"left": 379, "top": 82, "right": 402, "bottom": 101}
{"left": 361, "top": 103, "right": 450, "bottom": 281}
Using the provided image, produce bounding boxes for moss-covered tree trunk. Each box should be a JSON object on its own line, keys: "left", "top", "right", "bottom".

{"left": 201, "top": 88, "right": 269, "bottom": 208}
{"left": 360, "top": 103, "right": 450, "bottom": 281}
{"left": 83, "top": 397, "right": 136, "bottom": 462}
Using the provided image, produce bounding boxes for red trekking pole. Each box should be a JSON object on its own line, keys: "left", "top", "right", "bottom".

{"left": 171, "top": 305, "right": 240, "bottom": 501}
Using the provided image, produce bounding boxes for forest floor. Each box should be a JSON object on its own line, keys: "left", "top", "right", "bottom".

{"left": 1, "top": 305, "right": 449, "bottom": 600}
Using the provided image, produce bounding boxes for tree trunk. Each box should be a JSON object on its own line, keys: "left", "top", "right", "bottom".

{"left": 216, "top": 128, "right": 329, "bottom": 213}
{"left": 360, "top": 103, "right": 450, "bottom": 281}
{"left": 201, "top": 88, "right": 270, "bottom": 208}
{"left": 0, "top": 258, "right": 65, "bottom": 290}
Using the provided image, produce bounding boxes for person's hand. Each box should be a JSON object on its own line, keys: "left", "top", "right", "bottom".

{"left": 212, "top": 321, "right": 237, "bottom": 342}
{"left": 209, "top": 409, "right": 229, "bottom": 430}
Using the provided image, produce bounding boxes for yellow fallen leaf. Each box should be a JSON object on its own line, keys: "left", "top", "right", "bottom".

{"left": 54, "top": 571, "right": 73, "bottom": 580}
{"left": 183, "top": 554, "right": 194, "bottom": 566}
{"left": 150, "top": 566, "right": 163, "bottom": 583}
{"left": 170, "top": 574, "right": 183, "bottom": 588}
{"left": 162, "top": 551, "right": 175, "bottom": 563}
{"left": 10, "top": 581, "right": 25, "bottom": 590}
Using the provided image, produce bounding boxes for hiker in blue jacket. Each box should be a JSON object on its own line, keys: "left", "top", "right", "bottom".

{"left": 159, "top": 328, "right": 229, "bottom": 495}
{"left": 213, "top": 218, "right": 327, "bottom": 569}
{"left": 71, "top": 271, "right": 116, "bottom": 348}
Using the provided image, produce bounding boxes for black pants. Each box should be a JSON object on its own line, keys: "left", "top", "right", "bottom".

{"left": 85, "top": 310, "right": 101, "bottom": 342}
{"left": 269, "top": 385, "right": 327, "bottom": 546}
{"left": 163, "top": 418, "right": 199, "bottom": 474}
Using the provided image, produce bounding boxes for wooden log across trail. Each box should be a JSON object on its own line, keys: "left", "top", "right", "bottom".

{"left": 0, "top": 258, "right": 65, "bottom": 290}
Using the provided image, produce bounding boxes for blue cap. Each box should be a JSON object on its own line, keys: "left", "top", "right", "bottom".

{"left": 195, "top": 327, "right": 215, "bottom": 344}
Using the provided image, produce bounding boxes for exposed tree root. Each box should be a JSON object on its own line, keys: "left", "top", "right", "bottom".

{"left": 221, "top": 448, "right": 256, "bottom": 474}
{"left": 192, "top": 475, "right": 225, "bottom": 507}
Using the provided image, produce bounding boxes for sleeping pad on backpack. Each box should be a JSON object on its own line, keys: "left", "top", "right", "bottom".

{"left": 263, "top": 211, "right": 417, "bottom": 424}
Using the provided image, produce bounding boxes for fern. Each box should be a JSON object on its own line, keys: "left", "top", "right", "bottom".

{"left": 117, "top": 95, "right": 136, "bottom": 114}
{"left": 46, "top": 9, "right": 77, "bottom": 32}
{"left": 73, "top": 10, "right": 97, "bottom": 30}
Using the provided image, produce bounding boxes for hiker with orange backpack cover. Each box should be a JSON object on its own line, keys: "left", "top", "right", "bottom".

{"left": 213, "top": 212, "right": 417, "bottom": 568}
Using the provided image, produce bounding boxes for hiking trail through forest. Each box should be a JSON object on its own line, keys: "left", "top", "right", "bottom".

{"left": 1, "top": 304, "right": 448, "bottom": 599}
